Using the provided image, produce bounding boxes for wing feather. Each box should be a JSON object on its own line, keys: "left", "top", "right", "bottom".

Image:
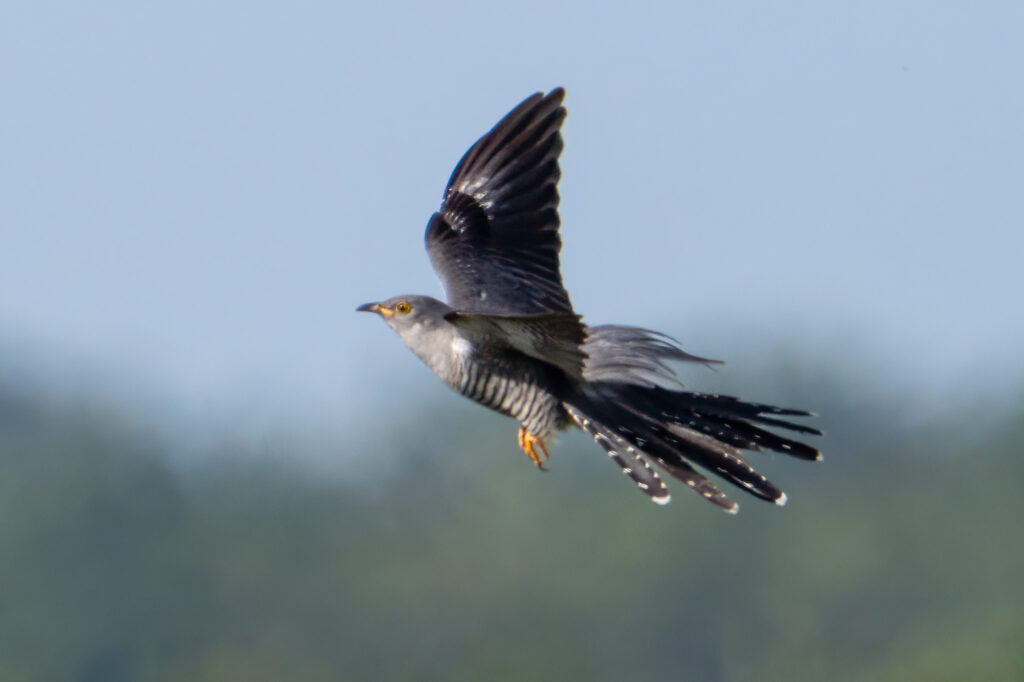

{"left": 444, "top": 311, "right": 586, "bottom": 380}
{"left": 425, "top": 88, "right": 573, "bottom": 315}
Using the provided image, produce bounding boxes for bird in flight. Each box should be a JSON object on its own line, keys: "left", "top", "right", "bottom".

{"left": 358, "top": 88, "right": 820, "bottom": 512}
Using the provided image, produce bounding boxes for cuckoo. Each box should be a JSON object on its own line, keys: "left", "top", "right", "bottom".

{"left": 357, "top": 88, "right": 821, "bottom": 512}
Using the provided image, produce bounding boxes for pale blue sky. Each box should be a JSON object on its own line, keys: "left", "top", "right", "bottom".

{"left": 2, "top": 1, "right": 1022, "bottom": 430}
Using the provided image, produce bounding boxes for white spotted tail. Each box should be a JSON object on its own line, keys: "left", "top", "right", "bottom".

{"left": 565, "top": 405, "right": 671, "bottom": 505}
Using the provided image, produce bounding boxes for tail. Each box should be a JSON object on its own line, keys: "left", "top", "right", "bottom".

{"left": 563, "top": 403, "right": 673, "bottom": 506}
{"left": 564, "top": 325, "right": 822, "bottom": 512}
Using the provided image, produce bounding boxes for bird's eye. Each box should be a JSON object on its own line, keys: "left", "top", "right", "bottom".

{"left": 394, "top": 301, "right": 412, "bottom": 315}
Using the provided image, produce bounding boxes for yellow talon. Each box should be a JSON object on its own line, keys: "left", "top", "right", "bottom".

{"left": 517, "top": 426, "right": 550, "bottom": 471}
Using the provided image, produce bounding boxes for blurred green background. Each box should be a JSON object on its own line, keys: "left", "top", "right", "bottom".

{"left": 2, "top": 361, "right": 1022, "bottom": 681}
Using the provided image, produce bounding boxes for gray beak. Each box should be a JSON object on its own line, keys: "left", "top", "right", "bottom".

{"left": 357, "top": 302, "right": 394, "bottom": 317}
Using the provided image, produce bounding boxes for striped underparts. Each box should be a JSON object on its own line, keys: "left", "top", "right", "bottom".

{"left": 456, "top": 352, "right": 564, "bottom": 439}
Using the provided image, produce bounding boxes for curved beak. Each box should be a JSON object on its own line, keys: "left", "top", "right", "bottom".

{"left": 356, "top": 302, "right": 394, "bottom": 317}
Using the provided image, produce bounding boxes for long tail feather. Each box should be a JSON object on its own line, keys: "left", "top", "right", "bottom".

{"left": 564, "top": 404, "right": 671, "bottom": 505}
{"left": 567, "top": 381, "right": 819, "bottom": 511}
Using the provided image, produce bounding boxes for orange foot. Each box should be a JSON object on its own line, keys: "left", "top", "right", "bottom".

{"left": 517, "top": 425, "right": 550, "bottom": 471}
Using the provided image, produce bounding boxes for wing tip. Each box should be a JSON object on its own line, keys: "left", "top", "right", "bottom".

{"left": 545, "top": 86, "right": 566, "bottom": 104}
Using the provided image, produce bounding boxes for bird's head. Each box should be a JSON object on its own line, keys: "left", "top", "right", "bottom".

{"left": 356, "top": 294, "right": 454, "bottom": 338}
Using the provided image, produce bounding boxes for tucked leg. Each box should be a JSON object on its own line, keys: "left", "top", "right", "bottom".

{"left": 517, "top": 425, "right": 550, "bottom": 471}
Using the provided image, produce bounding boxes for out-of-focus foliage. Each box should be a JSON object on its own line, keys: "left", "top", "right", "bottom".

{"left": 0, "top": 379, "right": 1022, "bottom": 682}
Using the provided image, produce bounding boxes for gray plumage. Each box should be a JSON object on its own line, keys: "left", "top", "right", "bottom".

{"left": 358, "top": 88, "right": 821, "bottom": 512}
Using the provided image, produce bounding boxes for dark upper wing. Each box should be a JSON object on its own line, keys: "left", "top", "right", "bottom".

{"left": 444, "top": 310, "right": 587, "bottom": 380}
{"left": 425, "top": 88, "right": 572, "bottom": 314}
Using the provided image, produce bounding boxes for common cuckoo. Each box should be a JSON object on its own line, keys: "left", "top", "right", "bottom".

{"left": 358, "top": 88, "right": 820, "bottom": 512}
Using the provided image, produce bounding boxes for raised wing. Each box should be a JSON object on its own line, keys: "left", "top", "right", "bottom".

{"left": 425, "top": 88, "right": 572, "bottom": 315}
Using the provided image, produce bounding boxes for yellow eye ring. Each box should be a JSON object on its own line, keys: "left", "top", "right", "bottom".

{"left": 394, "top": 301, "right": 412, "bottom": 315}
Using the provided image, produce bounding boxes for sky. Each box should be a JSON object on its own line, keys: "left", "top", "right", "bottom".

{"left": 2, "top": 1, "right": 1022, "bottom": 434}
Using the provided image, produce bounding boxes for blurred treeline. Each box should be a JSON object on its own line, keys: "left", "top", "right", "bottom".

{"left": 1, "top": 372, "right": 1022, "bottom": 682}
